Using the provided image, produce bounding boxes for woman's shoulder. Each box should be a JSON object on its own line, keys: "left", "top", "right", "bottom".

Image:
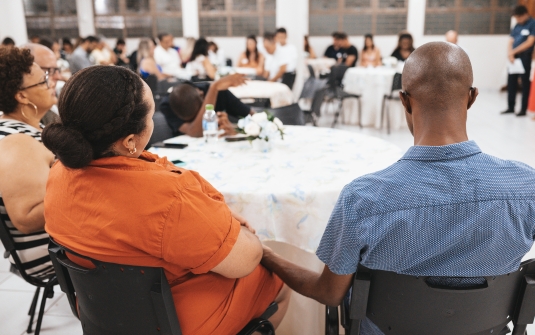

{"left": 0, "top": 120, "right": 42, "bottom": 142}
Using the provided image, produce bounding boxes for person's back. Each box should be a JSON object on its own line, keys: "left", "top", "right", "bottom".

{"left": 259, "top": 42, "right": 535, "bottom": 335}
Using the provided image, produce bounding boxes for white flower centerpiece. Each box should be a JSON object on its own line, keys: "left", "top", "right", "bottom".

{"left": 237, "top": 112, "right": 284, "bottom": 152}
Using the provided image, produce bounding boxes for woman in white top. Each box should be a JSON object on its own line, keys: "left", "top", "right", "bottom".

{"left": 186, "top": 38, "right": 216, "bottom": 81}
{"left": 360, "top": 34, "right": 382, "bottom": 67}
{"left": 237, "top": 35, "right": 265, "bottom": 76}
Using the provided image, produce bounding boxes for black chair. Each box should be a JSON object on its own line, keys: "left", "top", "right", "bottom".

{"left": 146, "top": 111, "right": 175, "bottom": 149}
{"left": 324, "top": 65, "right": 361, "bottom": 129}
{"left": 48, "top": 239, "right": 278, "bottom": 335}
{"left": 281, "top": 72, "right": 297, "bottom": 90}
{"left": 267, "top": 103, "right": 305, "bottom": 126}
{"left": 325, "top": 261, "right": 535, "bottom": 335}
{"left": 380, "top": 73, "right": 402, "bottom": 135}
{"left": 307, "top": 64, "right": 316, "bottom": 78}
{"left": 0, "top": 214, "right": 57, "bottom": 335}
{"left": 243, "top": 98, "right": 271, "bottom": 109}
{"left": 299, "top": 75, "right": 327, "bottom": 126}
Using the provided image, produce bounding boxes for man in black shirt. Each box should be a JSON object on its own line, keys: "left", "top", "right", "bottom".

{"left": 159, "top": 74, "right": 254, "bottom": 137}
{"left": 323, "top": 32, "right": 358, "bottom": 67}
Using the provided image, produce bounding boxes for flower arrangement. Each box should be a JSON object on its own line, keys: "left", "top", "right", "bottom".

{"left": 237, "top": 112, "right": 285, "bottom": 142}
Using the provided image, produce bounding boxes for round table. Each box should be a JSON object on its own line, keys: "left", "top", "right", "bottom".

{"left": 342, "top": 66, "right": 406, "bottom": 129}
{"left": 306, "top": 58, "right": 336, "bottom": 78}
{"left": 150, "top": 126, "right": 402, "bottom": 252}
{"left": 228, "top": 80, "right": 294, "bottom": 109}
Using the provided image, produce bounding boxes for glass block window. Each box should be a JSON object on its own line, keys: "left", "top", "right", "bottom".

{"left": 23, "top": 0, "right": 79, "bottom": 39}
{"left": 199, "top": 0, "right": 276, "bottom": 37}
{"left": 93, "top": 0, "right": 183, "bottom": 38}
{"left": 309, "top": 0, "right": 408, "bottom": 36}
{"left": 424, "top": 0, "right": 514, "bottom": 35}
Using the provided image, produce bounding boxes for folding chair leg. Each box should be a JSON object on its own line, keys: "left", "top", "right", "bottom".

{"left": 26, "top": 287, "right": 41, "bottom": 333}
{"left": 386, "top": 101, "right": 391, "bottom": 135}
{"left": 34, "top": 283, "right": 54, "bottom": 335}
{"left": 380, "top": 97, "right": 386, "bottom": 130}
{"left": 357, "top": 98, "right": 362, "bottom": 129}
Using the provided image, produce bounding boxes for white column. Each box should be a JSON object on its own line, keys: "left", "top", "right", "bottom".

{"left": 182, "top": 0, "right": 199, "bottom": 38}
{"left": 0, "top": 0, "right": 28, "bottom": 45}
{"left": 76, "top": 0, "right": 96, "bottom": 37}
{"left": 406, "top": 0, "right": 426, "bottom": 44}
{"left": 276, "top": 0, "right": 309, "bottom": 97}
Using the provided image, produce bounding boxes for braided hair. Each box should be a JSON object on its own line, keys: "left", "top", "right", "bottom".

{"left": 42, "top": 66, "right": 150, "bottom": 169}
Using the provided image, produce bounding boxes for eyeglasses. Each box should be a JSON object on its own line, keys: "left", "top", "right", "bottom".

{"left": 19, "top": 72, "right": 49, "bottom": 90}
{"left": 400, "top": 87, "right": 476, "bottom": 97}
{"left": 41, "top": 67, "right": 60, "bottom": 76}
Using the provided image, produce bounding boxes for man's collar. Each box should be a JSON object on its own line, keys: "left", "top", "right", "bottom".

{"left": 401, "top": 140, "right": 482, "bottom": 161}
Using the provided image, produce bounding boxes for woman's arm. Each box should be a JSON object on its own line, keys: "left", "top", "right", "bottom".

{"left": 141, "top": 58, "right": 171, "bottom": 80}
{"left": 0, "top": 134, "right": 53, "bottom": 234}
{"left": 203, "top": 57, "right": 217, "bottom": 80}
{"left": 309, "top": 46, "right": 317, "bottom": 59}
{"left": 374, "top": 48, "right": 382, "bottom": 67}
{"left": 256, "top": 53, "right": 265, "bottom": 75}
{"left": 237, "top": 52, "right": 247, "bottom": 68}
{"left": 211, "top": 226, "right": 263, "bottom": 278}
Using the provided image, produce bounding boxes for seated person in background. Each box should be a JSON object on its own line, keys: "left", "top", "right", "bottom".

{"left": 180, "top": 37, "right": 196, "bottom": 66}
{"left": 304, "top": 35, "right": 316, "bottom": 59}
{"left": 445, "top": 30, "right": 458, "bottom": 45}
{"left": 154, "top": 32, "right": 190, "bottom": 79}
{"left": 360, "top": 34, "right": 382, "bottom": 67}
{"left": 336, "top": 32, "right": 358, "bottom": 67}
{"left": 1, "top": 37, "right": 15, "bottom": 48}
{"left": 186, "top": 38, "right": 217, "bottom": 81}
{"left": 324, "top": 32, "right": 341, "bottom": 60}
{"left": 114, "top": 38, "right": 130, "bottom": 67}
{"left": 260, "top": 42, "right": 535, "bottom": 334}
{"left": 208, "top": 41, "right": 226, "bottom": 68}
{"left": 275, "top": 27, "right": 298, "bottom": 69}
{"left": 160, "top": 74, "right": 253, "bottom": 137}
{"left": 61, "top": 38, "right": 74, "bottom": 58}
{"left": 137, "top": 38, "right": 172, "bottom": 81}
{"left": 237, "top": 35, "right": 265, "bottom": 75}
{"left": 391, "top": 32, "right": 415, "bottom": 61}
{"left": 0, "top": 47, "right": 58, "bottom": 279}
{"left": 42, "top": 66, "right": 290, "bottom": 335}
{"left": 263, "top": 32, "right": 296, "bottom": 82}
{"left": 91, "top": 38, "right": 117, "bottom": 65}
{"left": 68, "top": 35, "right": 99, "bottom": 74}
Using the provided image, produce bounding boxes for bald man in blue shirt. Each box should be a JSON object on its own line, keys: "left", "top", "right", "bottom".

{"left": 261, "top": 42, "right": 535, "bottom": 334}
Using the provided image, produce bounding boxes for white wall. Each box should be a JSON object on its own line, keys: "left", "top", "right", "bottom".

{"left": 0, "top": 0, "right": 28, "bottom": 46}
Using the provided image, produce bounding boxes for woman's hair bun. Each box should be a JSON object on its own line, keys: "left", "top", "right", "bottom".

{"left": 42, "top": 123, "right": 94, "bottom": 169}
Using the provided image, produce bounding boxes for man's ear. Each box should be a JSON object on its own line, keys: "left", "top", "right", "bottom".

{"left": 399, "top": 91, "right": 411, "bottom": 114}
{"left": 467, "top": 87, "right": 478, "bottom": 110}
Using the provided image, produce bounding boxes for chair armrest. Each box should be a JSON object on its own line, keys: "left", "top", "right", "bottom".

{"left": 513, "top": 275, "right": 535, "bottom": 335}
{"left": 325, "top": 305, "right": 339, "bottom": 335}
{"left": 236, "top": 318, "right": 275, "bottom": 335}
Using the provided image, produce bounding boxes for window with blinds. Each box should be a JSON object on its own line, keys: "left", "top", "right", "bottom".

{"left": 93, "top": 0, "right": 183, "bottom": 38}
{"left": 424, "top": 0, "right": 515, "bottom": 35}
{"left": 23, "top": 0, "right": 79, "bottom": 39}
{"left": 198, "top": 0, "right": 276, "bottom": 37}
{"left": 309, "top": 0, "right": 408, "bottom": 36}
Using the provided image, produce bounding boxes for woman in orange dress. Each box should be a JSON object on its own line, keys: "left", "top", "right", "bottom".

{"left": 42, "top": 66, "right": 289, "bottom": 335}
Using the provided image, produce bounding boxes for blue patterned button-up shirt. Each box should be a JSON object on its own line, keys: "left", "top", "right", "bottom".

{"left": 316, "top": 141, "right": 535, "bottom": 334}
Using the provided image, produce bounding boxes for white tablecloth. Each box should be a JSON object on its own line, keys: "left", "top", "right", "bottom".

{"left": 150, "top": 126, "right": 402, "bottom": 252}
{"left": 342, "top": 67, "right": 406, "bottom": 129}
{"left": 306, "top": 58, "right": 336, "bottom": 77}
{"left": 229, "top": 80, "right": 294, "bottom": 108}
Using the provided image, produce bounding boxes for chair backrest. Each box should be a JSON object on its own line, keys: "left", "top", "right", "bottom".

{"left": 146, "top": 111, "right": 175, "bottom": 149}
{"left": 390, "top": 73, "right": 402, "bottom": 94}
{"left": 327, "top": 65, "right": 349, "bottom": 88}
{"left": 48, "top": 239, "right": 182, "bottom": 335}
{"left": 299, "top": 76, "right": 327, "bottom": 100}
{"left": 281, "top": 72, "right": 297, "bottom": 90}
{"left": 144, "top": 74, "right": 158, "bottom": 94}
{"left": 307, "top": 64, "right": 315, "bottom": 78}
{"left": 343, "top": 261, "right": 535, "bottom": 335}
{"left": 267, "top": 103, "right": 305, "bottom": 126}
{"left": 0, "top": 208, "right": 50, "bottom": 286}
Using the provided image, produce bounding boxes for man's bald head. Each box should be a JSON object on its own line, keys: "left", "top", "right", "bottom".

{"left": 22, "top": 43, "right": 61, "bottom": 84}
{"left": 445, "top": 30, "right": 458, "bottom": 44}
{"left": 402, "top": 42, "right": 473, "bottom": 106}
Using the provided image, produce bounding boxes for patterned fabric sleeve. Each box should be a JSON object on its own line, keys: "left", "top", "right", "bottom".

{"left": 316, "top": 185, "right": 363, "bottom": 275}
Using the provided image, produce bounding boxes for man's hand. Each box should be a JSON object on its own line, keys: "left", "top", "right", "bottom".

{"left": 217, "top": 112, "right": 237, "bottom": 137}
{"left": 230, "top": 208, "right": 256, "bottom": 234}
{"left": 214, "top": 74, "right": 247, "bottom": 91}
{"left": 508, "top": 51, "right": 515, "bottom": 63}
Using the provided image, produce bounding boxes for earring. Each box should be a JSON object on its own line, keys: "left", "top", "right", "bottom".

{"left": 28, "top": 102, "right": 38, "bottom": 116}
{"left": 21, "top": 109, "right": 29, "bottom": 119}
{"left": 129, "top": 147, "right": 137, "bottom": 155}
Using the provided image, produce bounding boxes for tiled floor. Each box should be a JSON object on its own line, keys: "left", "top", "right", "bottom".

{"left": 1, "top": 90, "right": 535, "bottom": 335}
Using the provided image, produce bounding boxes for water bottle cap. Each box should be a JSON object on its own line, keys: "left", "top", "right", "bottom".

{"left": 205, "top": 104, "right": 214, "bottom": 110}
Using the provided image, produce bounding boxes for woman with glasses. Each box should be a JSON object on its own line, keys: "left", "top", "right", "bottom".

{"left": 0, "top": 47, "right": 57, "bottom": 278}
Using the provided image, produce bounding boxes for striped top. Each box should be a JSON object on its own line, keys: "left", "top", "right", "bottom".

{"left": 0, "top": 120, "right": 54, "bottom": 279}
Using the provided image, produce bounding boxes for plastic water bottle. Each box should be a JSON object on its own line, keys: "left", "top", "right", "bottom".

{"left": 202, "top": 104, "right": 218, "bottom": 145}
